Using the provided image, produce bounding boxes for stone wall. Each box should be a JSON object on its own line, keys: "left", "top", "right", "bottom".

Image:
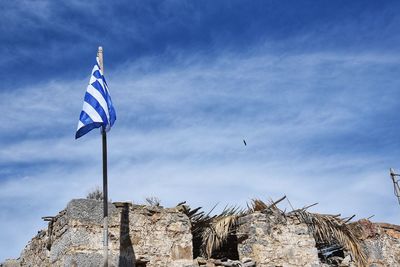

{"left": 19, "top": 229, "right": 50, "bottom": 266}
{"left": 237, "top": 211, "right": 320, "bottom": 267}
{"left": 109, "top": 202, "right": 193, "bottom": 267}
{"left": 14, "top": 199, "right": 194, "bottom": 267}
{"left": 350, "top": 219, "right": 400, "bottom": 267}
{"left": 2, "top": 199, "right": 400, "bottom": 267}
{"left": 236, "top": 213, "right": 400, "bottom": 267}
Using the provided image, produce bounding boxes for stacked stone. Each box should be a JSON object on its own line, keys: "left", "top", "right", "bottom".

{"left": 350, "top": 220, "right": 400, "bottom": 267}
{"left": 0, "top": 259, "right": 21, "bottom": 267}
{"left": 5, "top": 199, "right": 194, "bottom": 267}
{"left": 237, "top": 211, "right": 321, "bottom": 267}
{"left": 19, "top": 230, "right": 50, "bottom": 266}
{"left": 109, "top": 202, "right": 193, "bottom": 267}
{"left": 2, "top": 198, "right": 400, "bottom": 267}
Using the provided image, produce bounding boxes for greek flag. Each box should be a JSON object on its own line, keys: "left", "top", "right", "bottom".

{"left": 76, "top": 57, "right": 116, "bottom": 139}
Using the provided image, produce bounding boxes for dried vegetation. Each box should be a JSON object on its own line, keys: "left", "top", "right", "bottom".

{"left": 178, "top": 196, "right": 367, "bottom": 267}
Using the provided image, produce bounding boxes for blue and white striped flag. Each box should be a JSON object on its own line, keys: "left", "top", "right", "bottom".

{"left": 76, "top": 57, "right": 116, "bottom": 139}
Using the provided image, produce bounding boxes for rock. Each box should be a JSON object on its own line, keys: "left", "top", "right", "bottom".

{"left": 0, "top": 259, "right": 20, "bottom": 267}
{"left": 196, "top": 257, "right": 207, "bottom": 265}
{"left": 241, "top": 257, "right": 252, "bottom": 263}
{"left": 327, "top": 256, "right": 343, "bottom": 265}
{"left": 242, "top": 261, "right": 256, "bottom": 267}
{"left": 340, "top": 255, "right": 352, "bottom": 266}
{"left": 350, "top": 219, "right": 400, "bottom": 266}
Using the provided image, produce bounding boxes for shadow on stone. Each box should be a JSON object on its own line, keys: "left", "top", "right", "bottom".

{"left": 119, "top": 203, "right": 136, "bottom": 267}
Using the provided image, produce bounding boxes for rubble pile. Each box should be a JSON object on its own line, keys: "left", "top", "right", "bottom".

{"left": 193, "top": 257, "right": 256, "bottom": 267}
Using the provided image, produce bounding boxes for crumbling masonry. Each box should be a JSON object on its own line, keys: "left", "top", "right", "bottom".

{"left": 1, "top": 198, "right": 399, "bottom": 267}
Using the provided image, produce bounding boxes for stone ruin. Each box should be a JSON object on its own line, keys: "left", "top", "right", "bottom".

{"left": 1, "top": 198, "right": 399, "bottom": 267}
{"left": 3, "top": 199, "right": 193, "bottom": 267}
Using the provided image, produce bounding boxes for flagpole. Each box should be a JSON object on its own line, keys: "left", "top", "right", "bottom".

{"left": 98, "top": 46, "right": 109, "bottom": 267}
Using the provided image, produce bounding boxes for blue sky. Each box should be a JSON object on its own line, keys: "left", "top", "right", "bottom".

{"left": 1, "top": 0, "right": 400, "bottom": 261}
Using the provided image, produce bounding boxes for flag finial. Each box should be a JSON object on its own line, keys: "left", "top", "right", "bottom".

{"left": 97, "top": 46, "right": 104, "bottom": 71}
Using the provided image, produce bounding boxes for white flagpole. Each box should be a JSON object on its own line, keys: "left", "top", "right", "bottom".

{"left": 97, "top": 46, "right": 109, "bottom": 267}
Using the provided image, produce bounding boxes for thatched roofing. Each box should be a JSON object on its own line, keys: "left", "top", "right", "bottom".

{"left": 178, "top": 197, "right": 368, "bottom": 267}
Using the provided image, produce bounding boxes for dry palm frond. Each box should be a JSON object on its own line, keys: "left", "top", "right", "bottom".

{"left": 294, "top": 210, "right": 367, "bottom": 267}
{"left": 176, "top": 202, "right": 216, "bottom": 258}
{"left": 202, "top": 214, "right": 238, "bottom": 258}
{"left": 179, "top": 197, "right": 366, "bottom": 265}
{"left": 250, "top": 199, "right": 268, "bottom": 211}
{"left": 198, "top": 205, "right": 243, "bottom": 258}
{"left": 248, "top": 196, "right": 286, "bottom": 213}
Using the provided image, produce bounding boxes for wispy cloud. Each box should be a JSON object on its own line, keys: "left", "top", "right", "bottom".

{"left": 1, "top": 0, "right": 399, "bottom": 88}
{"left": 1, "top": 49, "right": 399, "bottom": 260}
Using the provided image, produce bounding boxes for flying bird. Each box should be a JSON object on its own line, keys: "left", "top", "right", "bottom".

{"left": 243, "top": 139, "right": 247, "bottom": 146}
